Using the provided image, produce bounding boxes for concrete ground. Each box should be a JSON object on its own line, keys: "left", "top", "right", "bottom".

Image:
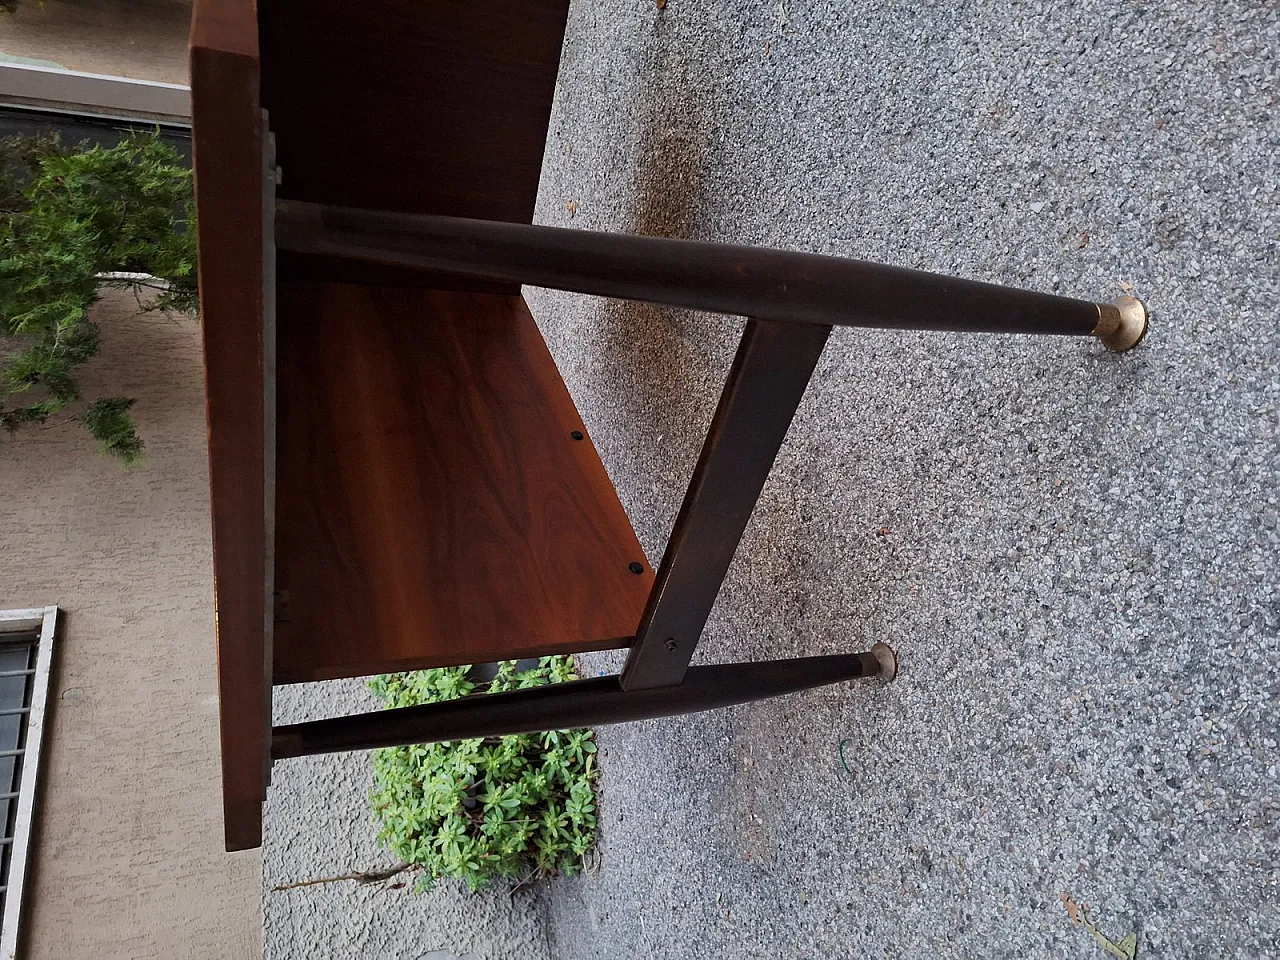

{"left": 264, "top": 677, "right": 553, "bottom": 959}
{"left": 264, "top": 1, "right": 1277, "bottom": 958}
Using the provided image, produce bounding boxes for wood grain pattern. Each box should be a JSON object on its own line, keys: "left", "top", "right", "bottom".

{"left": 274, "top": 201, "right": 1106, "bottom": 337}
{"left": 272, "top": 285, "right": 653, "bottom": 684}
{"left": 259, "top": 0, "right": 569, "bottom": 286}
{"left": 275, "top": 250, "right": 516, "bottom": 296}
{"left": 189, "top": 0, "right": 269, "bottom": 853}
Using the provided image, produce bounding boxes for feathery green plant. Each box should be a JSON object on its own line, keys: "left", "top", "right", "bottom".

{"left": 0, "top": 131, "right": 197, "bottom": 464}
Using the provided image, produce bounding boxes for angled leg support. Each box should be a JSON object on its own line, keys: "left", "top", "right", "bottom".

{"left": 622, "top": 319, "right": 832, "bottom": 690}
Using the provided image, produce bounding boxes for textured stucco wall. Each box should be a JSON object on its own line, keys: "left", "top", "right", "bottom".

{"left": 0, "top": 291, "right": 261, "bottom": 958}
{"left": 0, "top": 0, "right": 191, "bottom": 83}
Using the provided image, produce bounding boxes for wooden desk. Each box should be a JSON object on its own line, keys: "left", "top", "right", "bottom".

{"left": 191, "top": 0, "right": 1146, "bottom": 851}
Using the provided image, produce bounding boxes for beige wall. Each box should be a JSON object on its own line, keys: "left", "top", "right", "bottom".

{"left": 0, "top": 291, "right": 260, "bottom": 958}
{"left": 0, "top": 0, "right": 192, "bottom": 84}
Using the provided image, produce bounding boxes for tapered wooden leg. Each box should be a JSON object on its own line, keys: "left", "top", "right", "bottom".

{"left": 271, "top": 645, "right": 897, "bottom": 759}
{"left": 275, "top": 200, "right": 1145, "bottom": 343}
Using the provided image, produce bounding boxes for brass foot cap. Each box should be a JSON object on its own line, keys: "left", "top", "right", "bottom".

{"left": 1095, "top": 296, "right": 1149, "bottom": 352}
{"left": 870, "top": 642, "right": 898, "bottom": 681}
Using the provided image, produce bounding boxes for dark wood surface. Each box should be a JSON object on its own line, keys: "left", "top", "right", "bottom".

{"left": 272, "top": 284, "right": 654, "bottom": 684}
{"left": 622, "top": 321, "right": 832, "bottom": 690}
{"left": 275, "top": 251, "right": 516, "bottom": 295}
{"left": 260, "top": 0, "right": 569, "bottom": 289}
{"left": 275, "top": 200, "right": 1106, "bottom": 336}
{"left": 273, "top": 650, "right": 893, "bottom": 759}
{"left": 189, "top": 0, "right": 270, "bottom": 853}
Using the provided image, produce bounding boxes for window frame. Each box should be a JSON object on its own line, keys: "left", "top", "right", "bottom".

{"left": 0, "top": 606, "right": 58, "bottom": 960}
{"left": 0, "top": 63, "right": 189, "bottom": 126}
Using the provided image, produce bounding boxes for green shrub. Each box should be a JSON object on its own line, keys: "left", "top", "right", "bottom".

{"left": 0, "top": 130, "right": 197, "bottom": 463}
{"left": 369, "top": 657, "right": 600, "bottom": 892}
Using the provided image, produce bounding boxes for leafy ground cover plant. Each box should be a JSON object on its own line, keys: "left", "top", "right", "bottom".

{"left": 369, "top": 657, "right": 600, "bottom": 892}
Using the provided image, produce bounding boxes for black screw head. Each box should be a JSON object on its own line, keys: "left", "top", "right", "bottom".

{"left": 665, "top": 638, "right": 678, "bottom": 652}
{"left": 570, "top": 430, "right": 584, "bottom": 441}
{"left": 628, "top": 561, "right": 644, "bottom": 575}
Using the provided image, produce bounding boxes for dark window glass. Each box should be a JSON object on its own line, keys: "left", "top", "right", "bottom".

{"left": 0, "top": 633, "right": 37, "bottom": 921}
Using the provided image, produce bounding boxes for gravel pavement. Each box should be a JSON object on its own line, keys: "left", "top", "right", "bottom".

{"left": 264, "top": 2, "right": 1278, "bottom": 958}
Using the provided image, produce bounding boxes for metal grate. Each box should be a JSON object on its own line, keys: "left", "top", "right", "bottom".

{"left": 0, "top": 608, "right": 57, "bottom": 960}
{"left": 0, "top": 633, "right": 36, "bottom": 920}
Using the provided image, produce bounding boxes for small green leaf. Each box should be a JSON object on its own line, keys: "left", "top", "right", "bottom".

{"left": 368, "top": 656, "right": 599, "bottom": 892}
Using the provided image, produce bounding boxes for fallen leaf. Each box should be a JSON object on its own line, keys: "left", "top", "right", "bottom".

{"left": 656, "top": 0, "right": 666, "bottom": 8}
{"left": 1119, "top": 279, "right": 1135, "bottom": 294}
{"left": 1063, "top": 892, "right": 1139, "bottom": 960}
{"left": 565, "top": 200, "right": 579, "bottom": 217}
{"left": 1078, "top": 232, "right": 1090, "bottom": 248}
{"left": 1061, "top": 892, "right": 1083, "bottom": 923}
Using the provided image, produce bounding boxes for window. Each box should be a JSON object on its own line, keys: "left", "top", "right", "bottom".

{"left": 0, "top": 607, "right": 57, "bottom": 960}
